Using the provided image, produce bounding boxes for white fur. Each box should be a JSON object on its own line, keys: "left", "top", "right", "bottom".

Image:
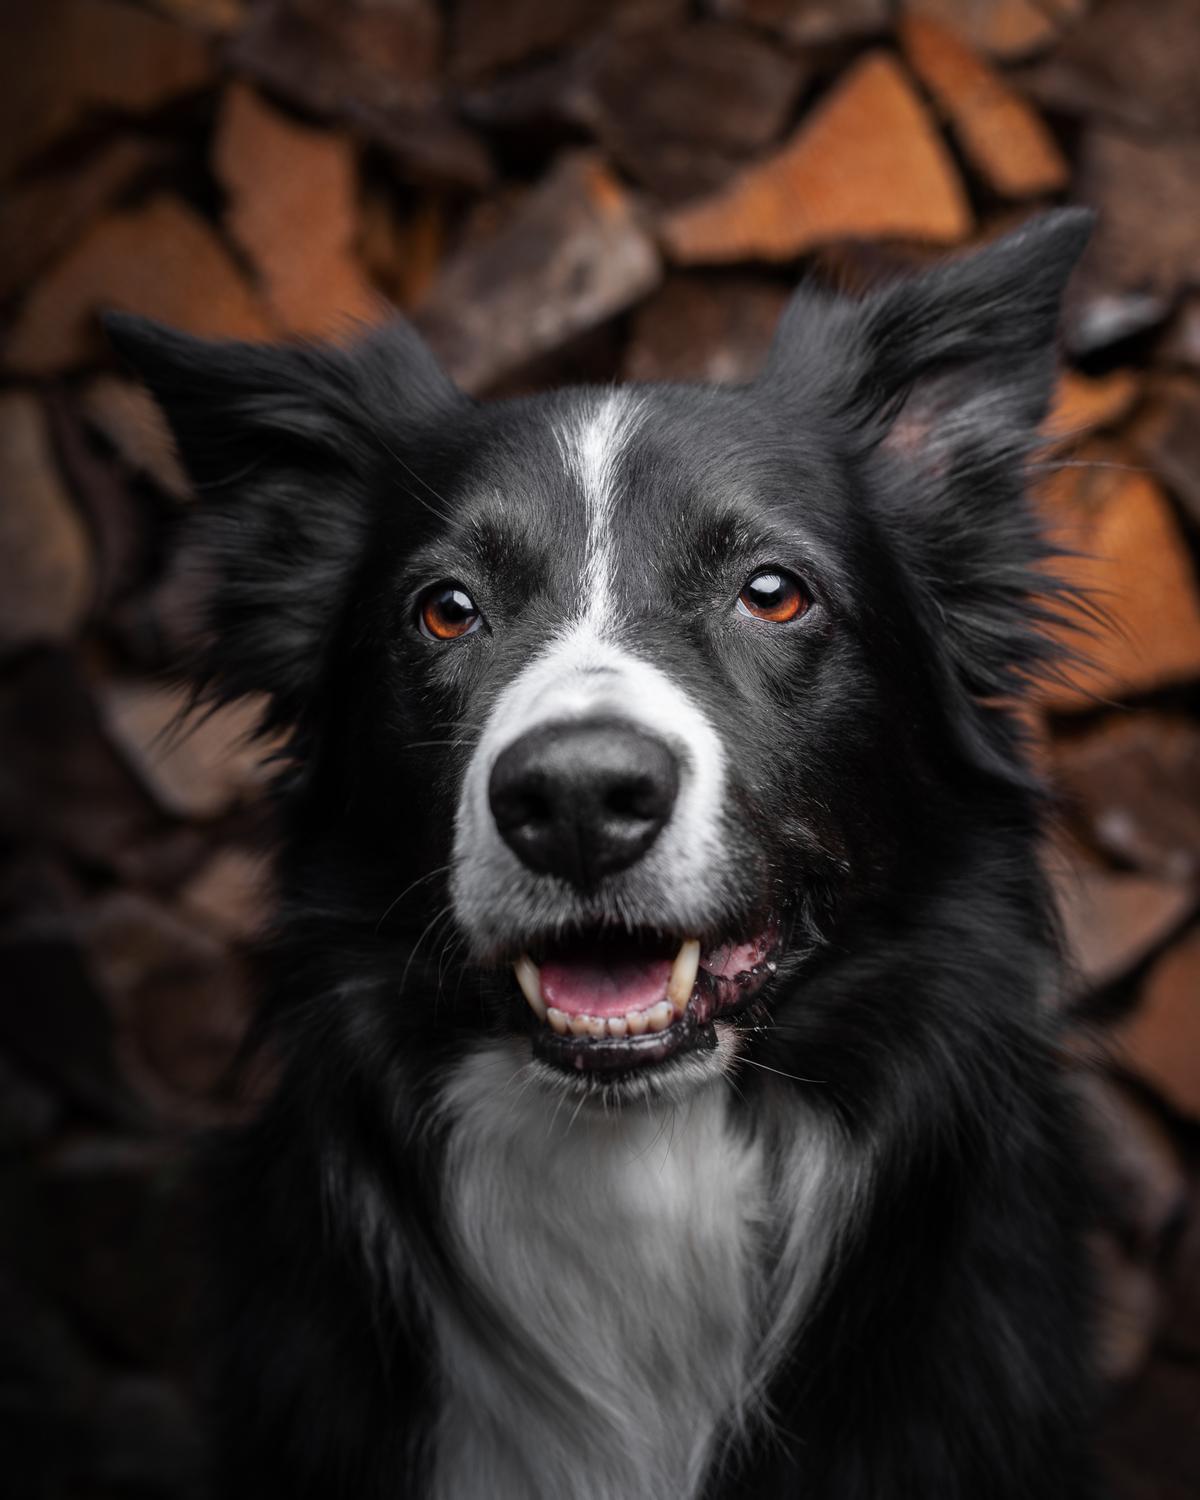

{"left": 428, "top": 1041, "right": 847, "bottom": 1500}
{"left": 556, "top": 392, "right": 645, "bottom": 627}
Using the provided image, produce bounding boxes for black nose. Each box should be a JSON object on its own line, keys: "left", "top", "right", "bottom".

{"left": 488, "top": 719, "right": 679, "bottom": 887}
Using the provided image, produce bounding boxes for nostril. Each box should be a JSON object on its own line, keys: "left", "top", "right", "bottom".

{"left": 492, "top": 782, "right": 552, "bottom": 835}
{"left": 523, "top": 791, "right": 553, "bottom": 825}
{"left": 515, "top": 788, "right": 553, "bottom": 827}
{"left": 605, "top": 775, "right": 663, "bottom": 822}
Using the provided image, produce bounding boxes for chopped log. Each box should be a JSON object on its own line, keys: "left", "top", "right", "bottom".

{"left": 463, "top": 20, "right": 803, "bottom": 203}
{"left": 701, "top": 0, "right": 889, "bottom": 44}
{"left": 1044, "top": 368, "right": 1139, "bottom": 448}
{"left": 357, "top": 188, "right": 446, "bottom": 312}
{"left": 415, "top": 152, "right": 660, "bottom": 393}
{"left": 450, "top": 0, "right": 687, "bottom": 82}
{"left": 0, "top": 137, "right": 156, "bottom": 304}
{"left": 0, "top": 652, "right": 166, "bottom": 873}
{"left": 661, "top": 52, "right": 972, "bottom": 264}
{"left": 1049, "top": 847, "right": 1193, "bottom": 994}
{"left": 1036, "top": 454, "right": 1200, "bottom": 709}
{"left": 230, "top": 0, "right": 441, "bottom": 116}
{"left": 902, "top": 0, "right": 1087, "bottom": 60}
{"left": 350, "top": 103, "right": 493, "bottom": 191}
{"left": 1077, "top": 1074, "right": 1188, "bottom": 1257}
{"left": 624, "top": 274, "right": 789, "bottom": 383}
{"left": 1089, "top": 1231, "right": 1160, "bottom": 1385}
{"left": 1131, "top": 381, "right": 1200, "bottom": 531}
{"left": 98, "top": 683, "right": 275, "bottom": 822}
{"left": 0, "top": 394, "right": 92, "bottom": 650}
{"left": 1158, "top": 297, "right": 1200, "bottom": 373}
{"left": 3, "top": 197, "right": 272, "bottom": 375}
{"left": 179, "top": 848, "right": 275, "bottom": 944}
{"left": 0, "top": 0, "right": 213, "bottom": 179}
{"left": 79, "top": 375, "right": 190, "bottom": 502}
{"left": 1112, "top": 930, "right": 1200, "bottom": 1120}
{"left": 1069, "top": 130, "right": 1200, "bottom": 354}
{"left": 901, "top": 14, "right": 1069, "bottom": 198}
{"left": 213, "top": 82, "right": 383, "bottom": 337}
{"left": 1052, "top": 715, "right": 1200, "bottom": 882}
{"left": 1019, "top": 0, "right": 1200, "bottom": 136}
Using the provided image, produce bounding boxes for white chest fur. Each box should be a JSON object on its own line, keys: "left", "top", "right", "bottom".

{"left": 429, "top": 1041, "right": 842, "bottom": 1500}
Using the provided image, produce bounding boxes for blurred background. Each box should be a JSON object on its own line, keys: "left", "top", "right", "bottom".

{"left": 1, "top": 0, "right": 1198, "bottom": 1495}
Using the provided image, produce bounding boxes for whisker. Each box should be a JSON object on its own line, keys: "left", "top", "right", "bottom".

{"left": 399, "top": 902, "right": 458, "bottom": 993}
{"left": 400, "top": 739, "right": 470, "bottom": 752}
{"left": 739, "top": 1057, "right": 827, "bottom": 1086}
{"left": 375, "top": 864, "right": 452, "bottom": 933}
{"left": 373, "top": 434, "right": 457, "bottom": 524}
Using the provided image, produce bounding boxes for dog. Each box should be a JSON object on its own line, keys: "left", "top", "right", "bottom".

{"left": 107, "top": 207, "right": 1102, "bottom": 1500}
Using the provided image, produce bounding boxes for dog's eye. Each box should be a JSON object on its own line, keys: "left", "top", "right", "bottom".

{"left": 736, "top": 569, "right": 810, "bottom": 624}
{"left": 418, "top": 583, "right": 482, "bottom": 641}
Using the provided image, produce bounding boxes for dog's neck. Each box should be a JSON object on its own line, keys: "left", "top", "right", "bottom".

{"left": 427, "top": 1039, "right": 847, "bottom": 1500}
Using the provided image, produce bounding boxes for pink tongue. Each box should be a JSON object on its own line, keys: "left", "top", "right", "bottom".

{"left": 541, "top": 951, "right": 673, "bottom": 1018}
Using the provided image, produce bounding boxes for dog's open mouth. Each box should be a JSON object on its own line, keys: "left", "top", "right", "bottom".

{"left": 512, "top": 926, "right": 778, "bottom": 1074}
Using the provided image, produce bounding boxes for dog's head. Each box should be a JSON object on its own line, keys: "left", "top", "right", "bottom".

{"left": 109, "top": 210, "right": 1090, "bottom": 1097}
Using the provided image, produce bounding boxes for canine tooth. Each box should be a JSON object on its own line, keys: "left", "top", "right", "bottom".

{"left": 547, "top": 1007, "right": 569, "bottom": 1035}
{"left": 514, "top": 955, "right": 546, "bottom": 1021}
{"left": 606, "top": 1016, "right": 628, "bottom": 1039}
{"left": 568, "top": 1013, "right": 592, "bottom": 1037}
{"left": 646, "top": 1001, "right": 674, "bottom": 1032}
{"left": 626, "top": 1009, "right": 649, "bottom": 1036}
{"left": 667, "top": 938, "right": 701, "bottom": 1014}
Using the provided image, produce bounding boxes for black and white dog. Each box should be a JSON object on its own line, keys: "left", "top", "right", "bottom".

{"left": 109, "top": 208, "right": 1102, "bottom": 1499}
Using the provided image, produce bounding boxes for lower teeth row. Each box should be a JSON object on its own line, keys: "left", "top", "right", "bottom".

{"left": 547, "top": 1001, "right": 677, "bottom": 1039}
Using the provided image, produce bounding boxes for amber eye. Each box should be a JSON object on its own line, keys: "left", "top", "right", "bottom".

{"left": 736, "top": 569, "right": 810, "bottom": 624}
{"left": 418, "top": 583, "right": 482, "bottom": 640}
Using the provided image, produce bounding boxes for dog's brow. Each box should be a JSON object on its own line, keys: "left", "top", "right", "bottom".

{"left": 694, "top": 509, "right": 758, "bottom": 558}
{"left": 462, "top": 512, "right": 538, "bottom": 570}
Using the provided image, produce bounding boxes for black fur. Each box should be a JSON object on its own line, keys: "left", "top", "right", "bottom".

{"left": 107, "top": 208, "right": 1103, "bottom": 1499}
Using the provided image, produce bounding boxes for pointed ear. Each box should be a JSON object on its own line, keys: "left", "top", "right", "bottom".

{"left": 766, "top": 209, "right": 1093, "bottom": 461}
{"left": 765, "top": 211, "right": 1093, "bottom": 738}
{"left": 104, "top": 314, "right": 463, "bottom": 732}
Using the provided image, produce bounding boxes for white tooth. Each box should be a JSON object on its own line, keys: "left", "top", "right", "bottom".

{"left": 514, "top": 955, "right": 546, "bottom": 1021}
{"left": 667, "top": 938, "right": 701, "bottom": 1014}
{"left": 569, "top": 1013, "right": 592, "bottom": 1037}
{"left": 585, "top": 1015, "right": 607, "bottom": 1039}
{"left": 547, "top": 1007, "right": 569, "bottom": 1035}
{"left": 606, "top": 1016, "right": 628, "bottom": 1039}
{"left": 646, "top": 1001, "right": 674, "bottom": 1032}
{"left": 626, "top": 1009, "right": 649, "bottom": 1036}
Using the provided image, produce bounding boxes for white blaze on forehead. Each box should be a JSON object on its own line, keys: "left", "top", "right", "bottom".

{"left": 555, "top": 392, "right": 645, "bottom": 624}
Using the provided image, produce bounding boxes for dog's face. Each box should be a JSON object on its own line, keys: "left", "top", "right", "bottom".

{"left": 109, "top": 210, "right": 1089, "bottom": 1098}
{"left": 381, "top": 384, "right": 881, "bottom": 1081}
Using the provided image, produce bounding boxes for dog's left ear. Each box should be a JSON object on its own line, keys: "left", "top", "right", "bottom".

{"left": 767, "top": 208, "right": 1093, "bottom": 466}
{"left": 766, "top": 211, "right": 1093, "bottom": 714}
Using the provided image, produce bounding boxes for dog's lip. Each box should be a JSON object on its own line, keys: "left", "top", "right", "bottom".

{"left": 513, "top": 924, "right": 778, "bottom": 1074}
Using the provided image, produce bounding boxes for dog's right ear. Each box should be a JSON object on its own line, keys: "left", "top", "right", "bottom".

{"left": 104, "top": 313, "right": 463, "bottom": 732}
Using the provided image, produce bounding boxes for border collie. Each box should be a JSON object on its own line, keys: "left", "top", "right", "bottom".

{"left": 108, "top": 208, "right": 1102, "bottom": 1500}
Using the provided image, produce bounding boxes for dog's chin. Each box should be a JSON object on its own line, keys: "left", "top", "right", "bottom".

{"left": 504, "top": 923, "right": 779, "bottom": 1097}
